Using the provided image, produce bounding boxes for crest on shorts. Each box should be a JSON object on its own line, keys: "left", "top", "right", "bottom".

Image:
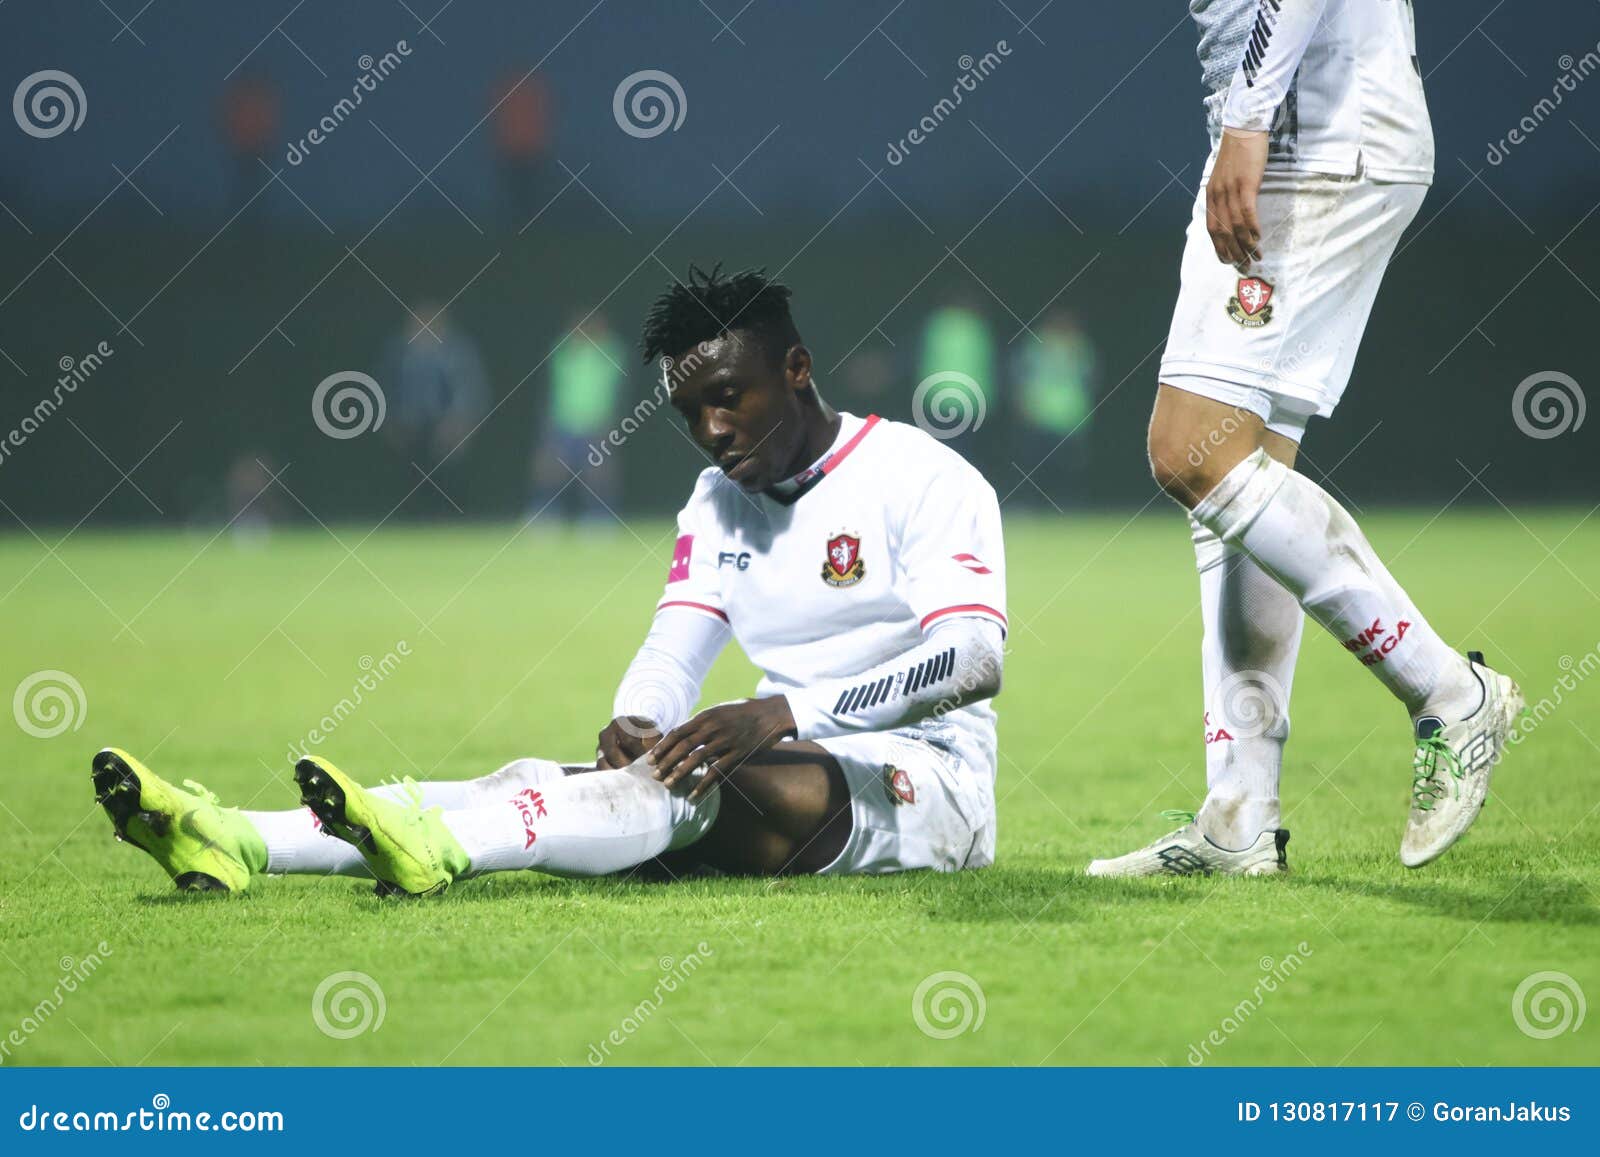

{"left": 884, "top": 765, "right": 916, "bottom": 806}
{"left": 1227, "top": 276, "right": 1274, "bottom": 327}
{"left": 822, "top": 531, "right": 866, "bottom": 588}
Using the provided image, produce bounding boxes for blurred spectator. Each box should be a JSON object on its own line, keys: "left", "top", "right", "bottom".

{"left": 220, "top": 72, "right": 279, "bottom": 214}
{"left": 917, "top": 295, "right": 996, "bottom": 468}
{"left": 490, "top": 72, "right": 552, "bottom": 223}
{"left": 529, "top": 313, "right": 627, "bottom": 527}
{"left": 225, "top": 452, "right": 283, "bottom": 546}
{"left": 1011, "top": 308, "right": 1097, "bottom": 508}
{"left": 381, "top": 302, "right": 491, "bottom": 518}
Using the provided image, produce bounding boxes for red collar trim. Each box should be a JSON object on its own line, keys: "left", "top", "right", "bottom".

{"left": 766, "top": 414, "right": 881, "bottom": 504}
{"left": 820, "top": 414, "right": 880, "bottom": 476}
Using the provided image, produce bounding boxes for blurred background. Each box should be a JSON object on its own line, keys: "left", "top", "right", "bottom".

{"left": 2, "top": 0, "right": 1597, "bottom": 527}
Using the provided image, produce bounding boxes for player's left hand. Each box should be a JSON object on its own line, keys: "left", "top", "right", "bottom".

{"left": 1206, "top": 126, "right": 1268, "bottom": 269}
{"left": 650, "top": 696, "right": 798, "bottom": 800}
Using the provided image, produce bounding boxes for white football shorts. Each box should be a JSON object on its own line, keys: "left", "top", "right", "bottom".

{"left": 1159, "top": 169, "right": 1428, "bottom": 442}
{"left": 815, "top": 730, "right": 995, "bottom": 875}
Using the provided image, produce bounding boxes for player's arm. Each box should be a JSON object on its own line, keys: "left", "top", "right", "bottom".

{"left": 651, "top": 616, "right": 1005, "bottom": 798}
{"left": 786, "top": 615, "right": 1004, "bottom": 737}
{"left": 599, "top": 605, "right": 730, "bottom": 768}
{"left": 598, "top": 494, "right": 731, "bottom": 768}
{"left": 1208, "top": 0, "right": 1330, "bottom": 266}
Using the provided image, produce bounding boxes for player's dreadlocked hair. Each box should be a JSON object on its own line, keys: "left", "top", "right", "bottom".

{"left": 639, "top": 264, "right": 801, "bottom": 368}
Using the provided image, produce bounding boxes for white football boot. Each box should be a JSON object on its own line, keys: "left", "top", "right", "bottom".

{"left": 1086, "top": 811, "right": 1289, "bottom": 878}
{"left": 1401, "top": 650, "right": 1524, "bottom": 868}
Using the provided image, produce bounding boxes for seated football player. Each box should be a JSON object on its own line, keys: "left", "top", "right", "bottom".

{"left": 92, "top": 266, "right": 1008, "bottom": 895}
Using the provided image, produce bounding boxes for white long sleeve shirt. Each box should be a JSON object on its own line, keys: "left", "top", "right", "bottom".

{"left": 612, "top": 412, "right": 1007, "bottom": 781}
{"left": 1192, "top": 0, "right": 1434, "bottom": 183}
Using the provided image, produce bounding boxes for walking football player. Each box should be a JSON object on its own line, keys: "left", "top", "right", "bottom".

{"left": 92, "top": 267, "right": 1006, "bottom": 894}
{"left": 1088, "top": 0, "right": 1524, "bottom": 876}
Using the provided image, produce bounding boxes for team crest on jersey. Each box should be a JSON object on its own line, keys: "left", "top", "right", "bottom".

{"left": 1227, "top": 276, "right": 1274, "bottom": 327}
{"left": 884, "top": 765, "right": 916, "bottom": 806}
{"left": 822, "top": 531, "right": 866, "bottom": 588}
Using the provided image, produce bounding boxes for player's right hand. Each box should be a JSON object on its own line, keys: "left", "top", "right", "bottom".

{"left": 1206, "top": 127, "right": 1267, "bottom": 269}
{"left": 596, "top": 716, "right": 661, "bottom": 769}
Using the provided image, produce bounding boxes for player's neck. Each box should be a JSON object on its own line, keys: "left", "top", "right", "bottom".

{"left": 788, "top": 400, "right": 841, "bottom": 478}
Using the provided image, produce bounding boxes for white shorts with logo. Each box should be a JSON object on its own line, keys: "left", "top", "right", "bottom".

{"left": 814, "top": 730, "right": 995, "bottom": 875}
{"left": 1159, "top": 170, "right": 1428, "bottom": 442}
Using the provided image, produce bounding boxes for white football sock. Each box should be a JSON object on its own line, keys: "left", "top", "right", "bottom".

{"left": 441, "top": 758, "right": 720, "bottom": 878}
{"left": 1191, "top": 518, "right": 1304, "bottom": 848}
{"left": 1192, "top": 449, "right": 1476, "bottom": 719}
{"left": 245, "top": 806, "right": 369, "bottom": 877}
{"left": 247, "top": 757, "right": 571, "bottom": 876}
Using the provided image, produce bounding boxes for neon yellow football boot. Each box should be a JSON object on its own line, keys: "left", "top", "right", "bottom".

{"left": 294, "top": 756, "right": 468, "bottom": 897}
{"left": 92, "top": 747, "right": 266, "bottom": 892}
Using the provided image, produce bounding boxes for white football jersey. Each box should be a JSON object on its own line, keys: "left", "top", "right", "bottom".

{"left": 657, "top": 412, "right": 1007, "bottom": 780}
{"left": 1192, "top": 0, "right": 1434, "bottom": 183}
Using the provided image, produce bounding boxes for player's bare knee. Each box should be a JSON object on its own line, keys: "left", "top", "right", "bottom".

{"left": 1147, "top": 423, "right": 1218, "bottom": 507}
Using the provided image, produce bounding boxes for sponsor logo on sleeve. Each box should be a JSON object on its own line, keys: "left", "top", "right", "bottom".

{"left": 667, "top": 534, "right": 694, "bottom": 583}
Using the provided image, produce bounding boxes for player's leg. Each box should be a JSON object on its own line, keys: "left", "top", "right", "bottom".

{"left": 669, "top": 742, "right": 853, "bottom": 875}
{"left": 662, "top": 732, "right": 992, "bottom": 877}
{"left": 248, "top": 755, "right": 578, "bottom": 872}
{"left": 93, "top": 747, "right": 570, "bottom": 892}
{"left": 1191, "top": 427, "right": 1305, "bottom": 851}
{"left": 296, "top": 753, "right": 725, "bottom": 895}
{"left": 1142, "top": 175, "right": 1522, "bottom": 867}
{"left": 1090, "top": 404, "right": 1303, "bottom": 877}
{"left": 295, "top": 747, "right": 848, "bottom": 891}
{"left": 300, "top": 730, "right": 991, "bottom": 893}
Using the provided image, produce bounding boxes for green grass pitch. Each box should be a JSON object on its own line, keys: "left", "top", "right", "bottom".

{"left": 2, "top": 511, "right": 1596, "bottom": 1066}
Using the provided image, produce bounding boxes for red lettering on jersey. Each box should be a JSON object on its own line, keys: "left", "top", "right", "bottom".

{"left": 952, "top": 552, "right": 992, "bottom": 575}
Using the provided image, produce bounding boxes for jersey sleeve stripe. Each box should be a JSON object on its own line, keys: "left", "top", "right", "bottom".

{"left": 920, "top": 604, "right": 1008, "bottom": 632}
{"left": 656, "top": 600, "right": 729, "bottom": 623}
